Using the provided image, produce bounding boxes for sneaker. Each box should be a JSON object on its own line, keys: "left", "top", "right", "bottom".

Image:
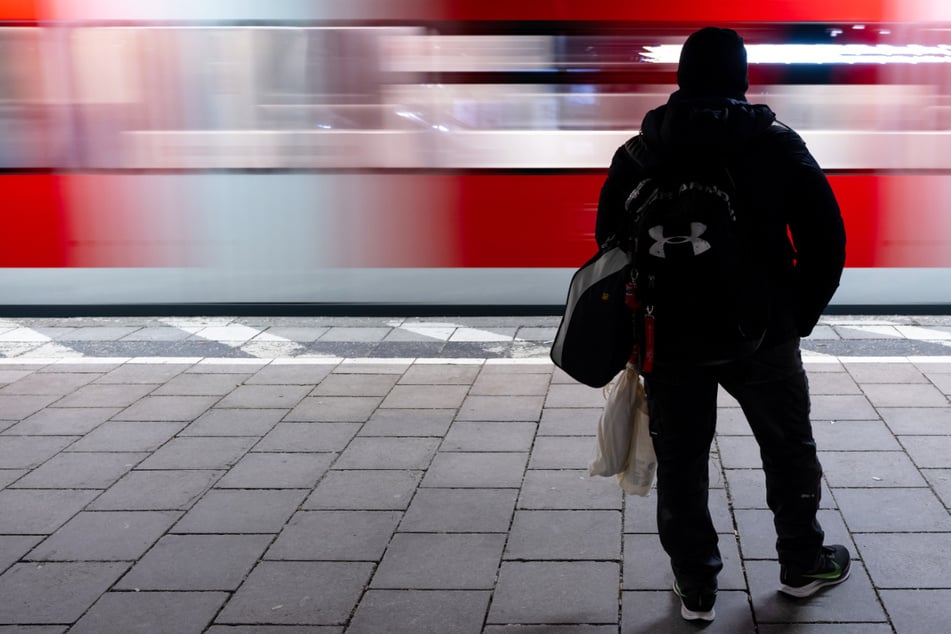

{"left": 779, "top": 544, "right": 852, "bottom": 598}
{"left": 673, "top": 580, "right": 716, "bottom": 622}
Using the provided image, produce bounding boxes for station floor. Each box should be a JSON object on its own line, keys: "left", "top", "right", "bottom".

{"left": 0, "top": 314, "right": 950, "bottom": 633}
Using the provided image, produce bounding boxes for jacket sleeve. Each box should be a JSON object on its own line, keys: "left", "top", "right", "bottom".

{"left": 781, "top": 132, "right": 847, "bottom": 337}
{"left": 595, "top": 140, "right": 643, "bottom": 248}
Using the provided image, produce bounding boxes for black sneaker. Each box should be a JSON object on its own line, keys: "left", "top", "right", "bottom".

{"left": 673, "top": 580, "right": 716, "bottom": 622}
{"left": 779, "top": 545, "right": 852, "bottom": 598}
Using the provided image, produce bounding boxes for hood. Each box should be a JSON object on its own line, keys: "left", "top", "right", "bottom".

{"left": 639, "top": 91, "right": 777, "bottom": 159}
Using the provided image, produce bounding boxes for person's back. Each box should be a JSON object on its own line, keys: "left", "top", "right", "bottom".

{"left": 595, "top": 27, "right": 848, "bottom": 622}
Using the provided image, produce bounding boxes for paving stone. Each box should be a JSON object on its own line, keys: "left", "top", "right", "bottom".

{"left": 96, "top": 364, "right": 193, "bottom": 384}
{"left": 861, "top": 383, "right": 949, "bottom": 407}
{"left": 442, "top": 421, "right": 536, "bottom": 452}
{"left": 805, "top": 371, "right": 862, "bottom": 395}
{"left": 622, "top": 590, "right": 754, "bottom": 633}
{"left": 544, "top": 384, "right": 607, "bottom": 408}
{"left": 371, "top": 533, "right": 506, "bottom": 590}
{"left": 379, "top": 385, "right": 469, "bottom": 409}
{"left": 253, "top": 422, "right": 360, "bottom": 453}
{"left": 11, "top": 452, "right": 145, "bottom": 489}
{"left": 759, "top": 625, "right": 892, "bottom": 634}
{"left": 0, "top": 561, "right": 129, "bottom": 623}
{"left": 717, "top": 435, "right": 767, "bottom": 469}
{"left": 333, "top": 437, "right": 439, "bottom": 470}
{"left": 505, "top": 510, "right": 621, "bottom": 561}
{"left": 836, "top": 488, "right": 951, "bottom": 531}
{"left": 257, "top": 326, "right": 330, "bottom": 342}
{"left": 187, "top": 361, "right": 269, "bottom": 374}
{"left": 400, "top": 488, "right": 517, "bottom": 533}
{"left": 0, "top": 489, "right": 98, "bottom": 534}
{"left": 485, "top": 627, "right": 616, "bottom": 634}
{"left": 0, "top": 395, "right": 59, "bottom": 420}
{"left": 899, "top": 435, "right": 951, "bottom": 468}
{"left": 115, "top": 395, "right": 220, "bottom": 422}
{"left": 26, "top": 511, "right": 180, "bottom": 561}
{"left": 538, "top": 408, "right": 602, "bottom": 436}
{"left": 820, "top": 450, "right": 927, "bottom": 487}
{"left": 487, "top": 561, "right": 620, "bottom": 625}
{"left": 0, "top": 436, "right": 77, "bottom": 469}
{"left": 217, "top": 385, "right": 311, "bottom": 409}
{"left": 734, "top": 509, "right": 853, "bottom": 560}
{"left": 311, "top": 373, "right": 399, "bottom": 397}
{"left": 65, "top": 421, "right": 186, "bottom": 452}
{"left": 206, "top": 627, "right": 340, "bottom": 634}
{"left": 70, "top": 591, "right": 228, "bottom": 634}
{"left": 320, "top": 327, "right": 390, "bottom": 342}
{"left": 88, "top": 470, "right": 223, "bottom": 511}
{"left": 529, "top": 436, "right": 593, "bottom": 470}
{"left": 746, "top": 560, "right": 886, "bottom": 624}
{"left": 397, "top": 364, "right": 481, "bottom": 385}
{"left": 266, "top": 511, "right": 401, "bottom": 561}
{"left": 810, "top": 395, "right": 878, "bottom": 421}
{"left": 152, "top": 373, "right": 248, "bottom": 396}
{"left": 879, "top": 589, "right": 951, "bottom": 634}
{"left": 422, "top": 452, "right": 528, "bottom": 488}
{"left": 470, "top": 373, "right": 550, "bottom": 396}
{"left": 457, "top": 395, "right": 545, "bottom": 422}
{"left": 714, "top": 408, "right": 752, "bottom": 435}
{"left": 922, "top": 469, "right": 951, "bottom": 508}
{"left": 844, "top": 362, "right": 929, "bottom": 383}
{"left": 136, "top": 437, "right": 254, "bottom": 470}
{"left": 285, "top": 396, "right": 381, "bottom": 422}
{"left": 3, "top": 407, "right": 119, "bottom": 435}
{"left": 358, "top": 408, "right": 454, "bottom": 437}
{"left": 245, "top": 363, "right": 335, "bottom": 385}
{"left": 215, "top": 561, "right": 374, "bottom": 625}
{"left": 624, "top": 531, "right": 746, "bottom": 592}
{"left": 332, "top": 360, "right": 412, "bottom": 374}
{"left": 0, "top": 372, "right": 98, "bottom": 395}
{"left": 116, "top": 534, "right": 272, "bottom": 590}
{"left": 623, "top": 488, "right": 730, "bottom": 535}
{"left": 0, "top": 534, "right": 42, "bottom": 571}
{"left": 0, "top": 468, "right": 25, "bottom": 488}
{"left": 0, "top": 369, "right": 36, "bottom": 384}
{"left": 347, "top": 590, "right": 490, "bottom": 634}
{"left": 173, "top": 489, "right": 307, "bottom": 533}
{"left": 878, "top": 406, "right": 951, "bottom": 434}
{"left": 54, "top": 384, "right": 155, "bottom": 408}
{"left": 810, "top": 420, "right": 901, "bottom": 450}
{"left": 180, "top": 408, "right": 286, "bottom": 436}
{"left": 302, "top": 470, "right": 421, "bottom": 510}
{"left": 216, "top": 453, "right": 334, "bottom": 489}
{"left": 519, "top": 470, "right": 622, "bottom": 510}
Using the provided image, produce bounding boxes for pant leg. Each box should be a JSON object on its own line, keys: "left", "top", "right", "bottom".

{"left": 718, "top": 339, "right": 824, "bottom": 568}
{"left": 644, "top": 366, "right": 723, "bottom": 591}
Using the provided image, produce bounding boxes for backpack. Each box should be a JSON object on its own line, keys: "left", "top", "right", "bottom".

{"left": 625, "top": 157, "right": 768, "bottom": 371}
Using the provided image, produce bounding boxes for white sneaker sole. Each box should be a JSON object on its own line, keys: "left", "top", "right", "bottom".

{"left": 673, "top": 581, "right": 716, "bottom": 621}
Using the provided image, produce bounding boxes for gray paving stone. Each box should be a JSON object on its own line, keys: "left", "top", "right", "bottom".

{"left": 457, "top": 395, "right": 545, "bottom": 422}
{"left": 861, "top": 383, "right": 949, "bottom": 407}
{"left": 844, "top": 362, "right": 929, "bottom": 383}
{"left": 333, "top": 360, "right": 412, "bottom": 374}
{"left": 487, "top": 561, "right": 620, "bottom": 625}
{"left": 0, "top": 469, "right": 24, "bottom": 488}
{"left": 358, "top": 408, "right": 454, "bottom": 437}
{"left": 544, "top": 384, "right": 607, "bottom": 408}
{"left": 371, "top": 533, "right": 506, "bottom": 590}
{"left": 136, "top": 437, "right": 255, "bottom": 470}
{"left": 746, "top": 560, "right": 886, "bottom": 624}
{"left": 484, "top": 627, "right": 616, "bottom": 634}
{"left": 505, "top": 510, "right": 621, "bottom": 561}
{"left": 216, "top": 453, "right": 334, "bottom": 489}
{"left": 398, "top": 364, "right": 481, "bottom": 385}
{"left": 734, "top": 509, "right": 853, "bottom": 560}
{"left": 65, "top": 421, "right": 186, "bottom": 452}
{"left": 380, "top": 385, "right": 469, "bottom": 409}
{"left": 180, "top": 408, "right": 286, "bottom": 436}
{"left": 245, "top": 363, "right": 335, "bottom": 385}
{"left": 266, "top": 511, "right": 401, "bottom": 561}
{"left": 320, "top": 327, "right": 390, "bottom": 342}
{"left": 116, "top": 327, "right": 196, "bottom": 342}
{"left": 54, "top": 384, "right": 155, "bottom": 408}
{"left": 442, "top": 421, "right": 537, "bottom": 452}
{"left": 538, "top": 408, "right": 602, "bottom": 436}
{"left": 519, "top": 470, "right": 622, "bottom": 510}
{"left": 70, "top": 591, "right": 228, "bottom": 634}
{"left": 0, "top": 436, "right": 76, "bottom": 469}
{"left": 348, "top": 590, "right": 490, "bottom": 634}
{"left": 186, "top": 361, "right": 267, "bottom": 374}
{"left": 302, "top": 470, "right": 421, "bottom": 510}
{"left": 834, "top": 488, "right": 951, "bottom": 531}
{"left": 116, "top": 534, "right": 271, "bottom": 590}
{"left": 717, "top": 435, "right": 767, "bottom": 469}
{"left": 529, "top": 436, "right": 593, "bottom": 470}
{"left": 206, "top": 627, "right": 340, "bottom": 634}
{"left": 879, "top": 406, "right": 951, "bottom": 434}
{"left": 714, "top": 408, "right": 752, "bottom": 435}
{"left": 311, "top": 373, "right": 398, "bottom": 397}
{"left": 810, "top": 420, "right": 901, "bottom": 450}
{"left": 3, "top": 407, "right": 119, "bottom": 435}
{"left": 333, "top": 437, "right": 440, "bottom": 470}
{"left": 470, "top": 372, "right": 550, "bottom": 396}
{"left": 400, "top": 488, "right": 517, "bottom": 533}
{"left": 217, "top": 385, "right": 311, "bottom": 409}
{"left": 56, "top": 326, "right": 140, "bottom": 341}
{"left": 623, "top": 488, "right": 730, "bottom": 535}
{"left": 624, "top": 531, "right": 746, "bottom": 592}
{"left": 758, "top": 625, "right": 892, "bottom": 634}
{"left": 88, "top": 470, "right": 223, "bottom": 511}
{"left": 0, "top": 561, "right": 128, "bottom": 623}
{"left": 0, "top": 395, "right": 58, "bottom": 420}
{"left": 0, "top": 369, "right": 36, "bottom": 384}
{"left": 115, "top": 395, "right": 220, "bottom": 421}
{"left": 152, "top": 373, "right": 248, "bottom": 396}
{"left": 215, "top": 561, "right": 374, "bottom": 625}
{"left": 879, "top": 589, "right": 951, "bottom": 634}
{"left": 622, "top": 590, "right": 754, "bottom": 633}
{"left": 899, "top": 435, "right": 951, "bottom": 468}
{"left": 422, "top": 452, "right": 528, "bottom": 488}
{"left": 820, "top": 450, "right": 927, "bottom": 487}
{"left": 11, "top": 452, "right": 145, "bottom": 489}
{"left": 0, "top": 489, "right": 98, "bottom": 534}
{"left": 253, "top": 422, "right": 360, "bottom": 453}
{"left": 173, "top": 489, "right": 307, "bottom": 533}
{"left": 923, "top": 469, "right": 951, "bottom": 508}
{"left": 810, "top": 395, "right": 878, "bottom": 421}
{"left": 805, "top": 371, "right": 862, "bottom": 395}
{"left": 26, "top": 511, "right": 180, "bottom": 561}
{"left": 285, "top": 396, "right": 381, "bottom": 422}
{"left": 0, "top": 535, "right": 42, "bottom": 571}
{"left": 0, "top": 372, "right": 98, "bottom": 395}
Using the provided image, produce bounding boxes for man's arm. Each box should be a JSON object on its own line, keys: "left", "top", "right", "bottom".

{"left": 595, "top": 140, "right": 642, "bottom": 248}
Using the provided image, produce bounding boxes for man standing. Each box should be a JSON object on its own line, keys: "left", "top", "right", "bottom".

{"left": 595, "top": 27, "right": 848, "bottom": 622}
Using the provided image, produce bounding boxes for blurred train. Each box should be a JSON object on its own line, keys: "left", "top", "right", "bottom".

{"left": 3, "top": 0, "right": 951, "bottom": 312}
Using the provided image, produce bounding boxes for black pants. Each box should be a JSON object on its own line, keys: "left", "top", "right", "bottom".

{"left": 644, "top": 339, "right": 824, "bottom": 592}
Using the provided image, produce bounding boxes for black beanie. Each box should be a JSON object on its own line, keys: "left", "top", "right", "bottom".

{"left": 677, "top": 27, "right": 749, "bottom": 99}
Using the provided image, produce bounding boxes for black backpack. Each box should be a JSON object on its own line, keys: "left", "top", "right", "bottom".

{"left": 625, "top": 157, "right": 768, "bottom": 371}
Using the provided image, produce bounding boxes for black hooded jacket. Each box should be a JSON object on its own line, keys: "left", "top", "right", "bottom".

{"left": 595, "top": 92, "right": 846, "bottom": 342}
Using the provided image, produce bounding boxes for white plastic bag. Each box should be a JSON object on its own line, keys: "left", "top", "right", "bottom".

{"left": 589, "top": 364, "right": 639, "bottom": 477}
{"left": 617, "top": 377, "right": 656, "bottom": 496}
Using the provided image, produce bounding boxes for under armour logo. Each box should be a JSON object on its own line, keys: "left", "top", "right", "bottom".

{"left": 648, "top": 223, "right": 711, "bottom": 258}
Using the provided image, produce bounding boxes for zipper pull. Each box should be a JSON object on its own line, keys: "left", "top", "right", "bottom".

{"left": 642, "top": 306, "right": 655, "bottom": 373}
